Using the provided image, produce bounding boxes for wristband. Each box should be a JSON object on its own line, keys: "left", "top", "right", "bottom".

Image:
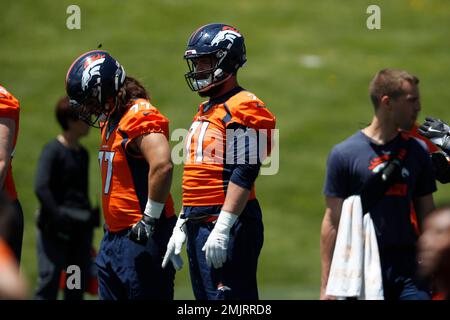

{"left": 144, "top": 199, "right": 165, "bottom": 219}
{"left": 214, "top": 210, "right": 238, "bottom": 233}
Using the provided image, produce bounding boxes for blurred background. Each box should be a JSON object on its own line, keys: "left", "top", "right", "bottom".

{"left": 1, "top": 0, "right": 450, "bottom": 299}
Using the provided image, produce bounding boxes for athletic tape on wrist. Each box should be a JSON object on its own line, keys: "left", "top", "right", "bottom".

{"left": 144, "top": 199, "right": 165, "bottom": 219}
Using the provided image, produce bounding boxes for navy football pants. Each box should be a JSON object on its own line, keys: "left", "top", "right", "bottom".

{"left": 4, "top": 199, "right": 24, "bottom": 264}
{"left": 96, "top": 216, "right": 176, "bottom": 300}
{"left": 185, "top": 204, "right": 264, "bottom": 300}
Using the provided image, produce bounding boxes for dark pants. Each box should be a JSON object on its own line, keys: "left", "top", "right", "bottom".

{"left": 380, "top": 247, "right": 431, "bottom": 300}
{"left": 96, "top": 216, "right": 176, "bottom": 300}
{"left": 185, "top": 203, "right": 264, "bottom": 300}
{"left": 6, "top": 199, "right": 24, "bottom": 264}
{"left": 34, "top": 229, "right": 93, "bottom": 300}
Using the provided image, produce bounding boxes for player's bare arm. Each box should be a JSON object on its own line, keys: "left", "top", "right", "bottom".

{"left": 133, "top": 133, "right": 173, "bottom": 203}
{"left": 320, "top": 196, "right": 343, "bottom": 300}
{"left": 0, "top": 118, "right": 15, "bottom": 188}
{"left": 126, "top": 132, "right": 174, "bottom": 245}
{"left": 222, "top": 181, "right": 251, "bottom": 216}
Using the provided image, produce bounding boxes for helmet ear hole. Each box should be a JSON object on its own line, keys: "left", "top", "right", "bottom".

{"left": 216, "top": 50, "right": 225, "bottom": 59}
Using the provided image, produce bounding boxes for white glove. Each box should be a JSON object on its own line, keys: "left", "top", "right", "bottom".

{"left": 202, "top": 211, "right": 238, "bottom": 269}
{"left": 162, "top": 215, "right": 186, "bottom": 270}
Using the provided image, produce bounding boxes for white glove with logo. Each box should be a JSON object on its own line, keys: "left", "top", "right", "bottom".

{"left": 162, "top": 215, "right": 186, "bottom": 270}
{"left": 202, "top": 211, "right": 238, "bottom": 269}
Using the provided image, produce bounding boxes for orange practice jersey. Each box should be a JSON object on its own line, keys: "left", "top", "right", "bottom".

{"left": 182, "top": 88, "right": 276, "bottom": 206}
{"left": 99, "top": 98, "right": 175, "bottom": 232}
{"left": 0, "top": 85, "right": 19, "bottom": 200}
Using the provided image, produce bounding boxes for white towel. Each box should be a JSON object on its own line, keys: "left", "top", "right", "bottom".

{"left": 325, "top": 195, "right": 384, "bottom": 300}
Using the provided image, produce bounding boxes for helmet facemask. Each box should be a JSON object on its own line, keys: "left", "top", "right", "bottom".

{"left": 184, "top": 50, "right": 231, "bottom": 92}
{"left": 71, "top": 92, "right": 114, "bottom": 129}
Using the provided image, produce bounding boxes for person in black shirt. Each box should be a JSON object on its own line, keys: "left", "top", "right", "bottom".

{"left": 34, "top": 96, "right": 99, "bottom": 300}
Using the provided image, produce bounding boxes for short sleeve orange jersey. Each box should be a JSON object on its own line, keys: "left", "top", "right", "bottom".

{"left": 99, "top": 98, "right": 175, "bottom": 232}
{"left": 0, "top": 85, "right": 20, "bottom": 200}
{"left": 182, "top": 87, "right": 276, "bottom": 206}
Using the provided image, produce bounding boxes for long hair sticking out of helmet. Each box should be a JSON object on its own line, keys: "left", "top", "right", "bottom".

{"left": 113, "top": 76, "right": 150, "bottom": 117}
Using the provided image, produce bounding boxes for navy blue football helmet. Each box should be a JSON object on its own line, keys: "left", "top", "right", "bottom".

{"left": 184, "top": 23, "right": 246, "bottom": 92}
{"left": 65, "top": 50, "right": 126, "bottom": 127}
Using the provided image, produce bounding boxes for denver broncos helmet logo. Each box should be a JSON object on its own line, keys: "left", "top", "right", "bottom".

{"left": 82, "top": 57, "right": 105, "bottom": 91}
{"left": 211, "top": 30, "right": 242, "bottom": 48}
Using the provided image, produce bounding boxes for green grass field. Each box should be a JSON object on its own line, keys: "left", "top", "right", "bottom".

{"left": 1, "top": 0, "right": 450, "bottom": 299}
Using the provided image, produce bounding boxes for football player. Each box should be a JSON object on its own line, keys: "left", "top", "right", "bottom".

{"left": 162, "top": 23, "right": 276, "bottom": 300}
{"left": 0, "top": 192, "right": 27, "bottom": 299}
{"left": 0, "top": 85, "right": 23, "bottom": 263}
{"left": 66, "top": 50, "right": 176, "bottom": 299}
